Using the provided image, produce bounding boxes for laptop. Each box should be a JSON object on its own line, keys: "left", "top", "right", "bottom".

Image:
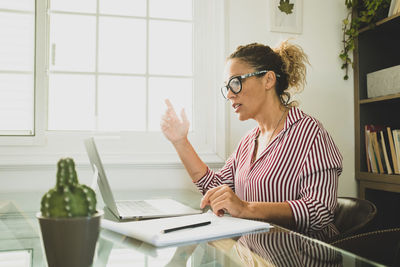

{"left": 84, "top": 137, "right": 202, "bottom": 220}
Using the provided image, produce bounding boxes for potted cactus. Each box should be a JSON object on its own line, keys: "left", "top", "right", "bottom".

{"left": 37, "top": 158, "right": 102, "bottom": 267}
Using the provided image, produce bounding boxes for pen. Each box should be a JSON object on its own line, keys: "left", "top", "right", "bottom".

{"left": 162, "top": 221, "right": 211, "bottom": 234}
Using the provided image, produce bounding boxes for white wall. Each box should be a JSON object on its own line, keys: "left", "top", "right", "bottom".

{"left": 0, "top": 0, "right": 356, "bottom": 197}
{"left": 226, "top": 0, "right": 356, "bottom": 197}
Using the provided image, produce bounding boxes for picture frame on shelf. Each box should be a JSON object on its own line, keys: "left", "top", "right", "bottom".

{"left": 270, "top": 0, "right": 303, "bottom": 34}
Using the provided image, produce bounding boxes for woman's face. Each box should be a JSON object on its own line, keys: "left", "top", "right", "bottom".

{"left": 223, "top": 58, "right": 268, "bottom": 121}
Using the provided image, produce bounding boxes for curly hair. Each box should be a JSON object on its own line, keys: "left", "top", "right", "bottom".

{"left": 228, "top": 40, "right": 309, "bottom": 106}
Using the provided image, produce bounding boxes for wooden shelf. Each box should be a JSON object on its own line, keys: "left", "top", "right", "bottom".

{"left": 376, "top": 12, "right": 400, "bottom": 26}
{"left": 355, "top": 9, "right": 400, "bottom": 231}
{"left": 359, "top": 12, "right": 400, "bottom": 33}
{"left": 354, "top": 7, "right": 400, "bottom": 214}
{"left": 357, "top": 171, "right": 400, "bottom": 185}
{"left": 360, "top": 93, "right": 400, "bottom": 104}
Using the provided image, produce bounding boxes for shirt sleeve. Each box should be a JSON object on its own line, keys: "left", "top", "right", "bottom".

{"left": 194, "top": 154, "right": 236, "bottom": 195}
{"left": 287, "top": 128, "right": 343, "bottom": 234}
{"left": 194, "top": 129, "right": 256, "bottom": 195}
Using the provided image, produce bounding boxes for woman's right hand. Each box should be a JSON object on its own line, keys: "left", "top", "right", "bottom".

{"left": 160, "top": 99, "right": 190, "bottom": 144}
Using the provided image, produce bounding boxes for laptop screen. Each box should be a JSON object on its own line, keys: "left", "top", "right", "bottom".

{"left": 84, "top": 137, "right": 119, "bottom": 215}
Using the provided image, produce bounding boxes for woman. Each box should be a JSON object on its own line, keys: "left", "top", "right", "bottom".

{"left": 161, "top": 40, "right": 342, "bottom": 240}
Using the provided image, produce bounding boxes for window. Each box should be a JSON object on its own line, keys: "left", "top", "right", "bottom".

{"left": 0, "top": 0, "right": 35, "bottom": 136}
{"left": 48, "top": 0, "right": 193, "bottom": 131}
{"left": 0, "top": 0, "right": 226, "bottom": 165}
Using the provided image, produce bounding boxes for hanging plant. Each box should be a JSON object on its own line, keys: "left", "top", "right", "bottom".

{"left": 340, "top": 0, "right": 391, "bottom": 80}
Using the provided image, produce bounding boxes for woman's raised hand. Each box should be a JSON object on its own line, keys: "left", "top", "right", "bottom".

{"left": 161, "top": 99, "right": 190, "bottom": 144}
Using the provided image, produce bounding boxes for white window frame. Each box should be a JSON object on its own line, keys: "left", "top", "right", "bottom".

{"left": 0, "top": 0, "right": 227, "bottom": 167}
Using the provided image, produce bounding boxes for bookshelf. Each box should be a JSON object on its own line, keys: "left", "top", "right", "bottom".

{"left": 354, "top": 13, "right": 400, "bottom": 229}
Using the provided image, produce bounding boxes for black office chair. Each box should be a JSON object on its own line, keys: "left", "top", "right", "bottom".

{"left": 331, "top": 228, "right": 400, "bottom": 266}
{"left": 328, "top": 197, "right": 377, "bottom": 243}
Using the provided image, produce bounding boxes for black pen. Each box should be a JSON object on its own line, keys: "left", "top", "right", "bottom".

{"left": 162, "top": 221, "right": 211, "bottom": 234}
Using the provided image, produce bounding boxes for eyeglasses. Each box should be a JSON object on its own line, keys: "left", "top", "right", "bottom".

{"left": 220, "top": 70, "right": 279, "bottom": 99}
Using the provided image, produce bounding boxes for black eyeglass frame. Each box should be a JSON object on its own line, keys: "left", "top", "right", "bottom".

{"left": 220, "top": 70, "right": 280, "bottom": 99}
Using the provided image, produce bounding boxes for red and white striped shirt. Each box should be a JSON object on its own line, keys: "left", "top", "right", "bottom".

{"left": 195, "top": 107, "right": 343, "bottom": 240}
{"left": 235, "top": 231, "right": 342, "bottom": 266}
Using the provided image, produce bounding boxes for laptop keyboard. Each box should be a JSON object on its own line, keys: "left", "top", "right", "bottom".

{"left": 117, "top": 200, "right": 160, "bottom": 215}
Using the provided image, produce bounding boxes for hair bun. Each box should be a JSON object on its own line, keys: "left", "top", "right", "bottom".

{"left": 274, "top": 40, "right": 309, "bottom": 94}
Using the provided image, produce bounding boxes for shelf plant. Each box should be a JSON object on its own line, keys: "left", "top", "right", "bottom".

{"left": 340, "top": 0, "right": 391, "bottom": 80}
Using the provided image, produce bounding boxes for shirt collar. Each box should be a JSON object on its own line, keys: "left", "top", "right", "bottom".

{"left": 284, "top": 106, "right": 305, "bottom": 131}
{"left": 250, "top": 106, "right": 305, "bottom": 141}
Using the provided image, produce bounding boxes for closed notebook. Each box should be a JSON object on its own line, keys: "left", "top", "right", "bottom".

{"left": 101, "top": 211, "right": 271, "bottom": 247}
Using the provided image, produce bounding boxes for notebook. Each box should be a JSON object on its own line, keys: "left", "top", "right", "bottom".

{"left": 101, "top": 211, "right": 271, "bottom": 247}
{"left": 84, "top": 137, "right": 202, "bottom": 220}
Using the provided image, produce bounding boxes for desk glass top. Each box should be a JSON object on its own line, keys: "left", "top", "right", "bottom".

{"left": 0, "top": 190, "right": 382, "bottom": 267}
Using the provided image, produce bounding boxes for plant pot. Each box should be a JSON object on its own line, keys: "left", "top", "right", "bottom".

{"left": 37, "top": 211, "right": 103, "bottom": 267}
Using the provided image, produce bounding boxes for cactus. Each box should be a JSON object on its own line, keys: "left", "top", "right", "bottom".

{"left": 40, "top": 158, "right": 97, "bottom": 218}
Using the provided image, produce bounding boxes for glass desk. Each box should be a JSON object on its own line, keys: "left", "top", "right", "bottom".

{"left": 0, "top": 190, "right": 383, "bottom": 267}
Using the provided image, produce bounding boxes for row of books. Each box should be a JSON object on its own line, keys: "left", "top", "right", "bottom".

{"left": 365, "top": 125, "right": 400, "bottom": 174}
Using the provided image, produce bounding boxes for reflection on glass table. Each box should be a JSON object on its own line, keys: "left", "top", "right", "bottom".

{"left": 0, "top": 192, "right": 385, "bottom": 267}
{"left": 0, "top": 201, "right": 43, "bottom": 267}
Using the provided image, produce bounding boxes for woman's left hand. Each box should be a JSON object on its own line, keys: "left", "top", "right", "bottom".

{"left": 200, "top": 185, "right": 248, "bottom": 217}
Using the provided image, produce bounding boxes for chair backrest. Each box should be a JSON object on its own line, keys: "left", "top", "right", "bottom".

{"left": 331, "top": 197, "right": 377, "bottom": 242}
{"left": 331, "top": 228, "right": 400, "bottom": 266}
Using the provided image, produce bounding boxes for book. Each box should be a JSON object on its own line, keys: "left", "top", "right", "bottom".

{"left": 368, "top": 130, "right": 378, "bottom": 173}
{"left": 366, "top": 129, "right": 378, "bottom": 173}
{"left": 382, "top": 128, "right": 395, "bottom": 174}
{"left": 395, "top": 0, "right": 400, "bottom": 15}
{"left": 366, "top": 125, "right": 389, "bottom": 173}
{"left": 388, "top": 0, "right": 398, "bottom": 17}
{"left": 101, "top": 211, "right": 271, "bottom": 247}
{"left": 365, "top": 126, "right": 371, "bottom": 172}
{"left": 386, "top": 127, "right": 399, "bottom": 174}
{"left": 371, "top": 131, "right": 385, "bottom": 174}
{"left": 380, "top": 131, "right": 393, "bottom": 174}
{"left": 393, "top": 130, "right": 400, "bottom": 174}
